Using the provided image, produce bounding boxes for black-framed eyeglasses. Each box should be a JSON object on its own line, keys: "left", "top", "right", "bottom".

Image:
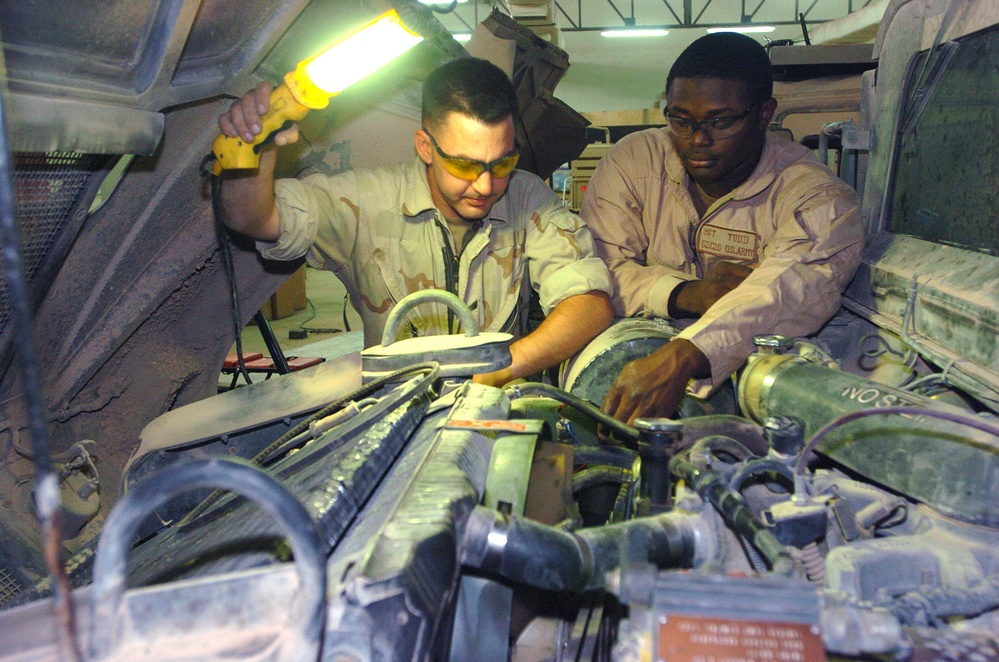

{"left": 663, "top": 99, "right": 766, "bottom": 139}
{"left": 423, "top": 128, "right": 520, "bottom": 181}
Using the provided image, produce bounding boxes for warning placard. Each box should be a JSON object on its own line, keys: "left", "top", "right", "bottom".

{"left": 658, "top": 615, "right": 825, "bottom": 662}
{"left": 446, "top": 420, "right": 529, "bottom": 432}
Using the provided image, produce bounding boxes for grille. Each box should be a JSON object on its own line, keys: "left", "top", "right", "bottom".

{"left": 0, "top": 152, "right": 106, "bottom": 340}
{"left": 0, "top": 566, "right": 22, "bottom": 606}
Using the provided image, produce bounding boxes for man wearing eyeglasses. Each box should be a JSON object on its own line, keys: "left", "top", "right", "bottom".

{"left": 581, "top": 33, "right": 864, "bottom": 424}
{"left": 218, "top": 57, "right": 614, "bottom": 386}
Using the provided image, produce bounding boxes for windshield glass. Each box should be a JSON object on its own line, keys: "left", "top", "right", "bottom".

{"left": 889, "top": 26, "right": 999, "bottom": 255}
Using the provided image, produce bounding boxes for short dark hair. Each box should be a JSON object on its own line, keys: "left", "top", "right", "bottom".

{"left": 665, "top": 33, "right": 773, "bottom": 103}
{"left": 422, "top": 57, "right": 518, "bottom": 129}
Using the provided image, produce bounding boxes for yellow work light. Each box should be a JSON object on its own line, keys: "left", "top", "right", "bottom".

{"left": 212, "top": 9, "right": 423, "bottom": 174}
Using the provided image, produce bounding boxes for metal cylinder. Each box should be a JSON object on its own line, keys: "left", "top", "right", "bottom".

{"left": 764, "top": 415, "right": 804, "bottom": 456}
{"left": 738, "top": 352, "right": 999, "bottom": 528}
{"left": 634, "top": 418, "right": 683, "bottom": 515}
{"left": 560, "top": 318, "right": 735, "bottom": 417}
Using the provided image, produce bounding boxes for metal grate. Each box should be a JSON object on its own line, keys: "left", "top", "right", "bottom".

{"left": 0, "top": 566, "right": 22, "bottom": 606}
{"left": 0, "top": 152, "right": 106, "bottom": 339}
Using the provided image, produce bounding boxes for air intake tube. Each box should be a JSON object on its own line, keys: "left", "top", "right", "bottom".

{"left": 738, "top": 336, "right": 999, "bottom": 528}
{"left": 460, "top": 506, "right": 699, "bottom": 592}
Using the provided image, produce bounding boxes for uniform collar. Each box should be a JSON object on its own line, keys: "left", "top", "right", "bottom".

{"left": 401, "top": 157, "right": 438, "bottom": 218}
{"left": 665, "top": 130, "right": 782, "bottom": 201}
{"left": 400, "top": 157, "right": 512, "bottom": 228}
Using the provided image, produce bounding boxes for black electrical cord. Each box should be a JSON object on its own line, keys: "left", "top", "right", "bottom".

{"left": 207, "top": 169, "right": 252, "bottom": 386}
{"left": 297, "top": 297, "right": 342, "bottom": 334}
{"left": 0, "top": 95, "right": 81, "bottom": 659}
{"left": 670, "top": 453, "right": 794, "bottom": 576}
{"left": 574, "top": 604, "right": 595, "bottom": 662}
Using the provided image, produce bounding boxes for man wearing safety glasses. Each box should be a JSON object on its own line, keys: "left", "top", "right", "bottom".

{"left": 218, "top": 57, "right": 614, "bottom": 386}
{"left": 581, "top": 33, "right": 864, "bottom": 424}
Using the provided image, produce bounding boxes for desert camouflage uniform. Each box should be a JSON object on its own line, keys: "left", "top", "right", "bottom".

{"left": 259, "top": 158, "right": 612, "bottom": 348}
{"left": 581, "top": 130, "right": 864, "bottom": 395}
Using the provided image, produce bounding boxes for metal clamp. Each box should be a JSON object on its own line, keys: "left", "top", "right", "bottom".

{"left": 753, "top": 334, "right": 793, "bottom": 355}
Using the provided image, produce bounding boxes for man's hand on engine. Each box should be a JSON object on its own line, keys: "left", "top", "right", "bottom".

{"left": 218, "top": 81, "right": 300, "bottom": 148}
{"left": 602, "top": 339, "right": 711, "bottom": 425}
{"left": 673, "top": 261, "right": 754, "bottom": 317}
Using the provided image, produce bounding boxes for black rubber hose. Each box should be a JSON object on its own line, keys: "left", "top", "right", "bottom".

{"left": 506, "top": 382, "right": 641, "bottom": 445}
{"left": 729, "top": 458, "right": 796, "bottom": 493}
{"left": 573, "top": 466, "right": 633, "bottom": 494}
{"left": 688, "top": 434, "right": 756, "bottom": 467}
{"left": 461, "top": 505, "right": 696, "bottom": 592}
{"left": 670, "top": 455, "right": 794, "bottom": 576}
{"left": 573, "top": 444, "right": 640, "bottom": 470}
{"left": 90, "top": 457, "right": 326, "bottom": 660}
{"left": 0, "top": 108, "right": 51, "bottom": 479}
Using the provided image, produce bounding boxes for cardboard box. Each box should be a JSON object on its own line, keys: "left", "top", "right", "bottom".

{"left": 264, "top": 265, "right": 307, "bottom": 320}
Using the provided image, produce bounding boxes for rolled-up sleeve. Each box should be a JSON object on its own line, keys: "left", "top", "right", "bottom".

{"left": 526, "top": 198, "right": 613, "bottom": 315}
{"left": 257, "top": 174, "right": 360, "bottom": 271}
{"left": 679, "top": 181, "right": 864, "bottom": 392}
{"left": 255, "top": 178, "right": 316, "bottom": 261}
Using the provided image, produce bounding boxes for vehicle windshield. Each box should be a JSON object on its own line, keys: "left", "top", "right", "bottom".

{"left": 889, "top": 25, "right": 999, "bottom": 255}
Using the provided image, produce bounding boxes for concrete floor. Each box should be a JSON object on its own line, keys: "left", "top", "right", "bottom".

{"left": 224, "top": 267, "right": 364, "bottom": 387}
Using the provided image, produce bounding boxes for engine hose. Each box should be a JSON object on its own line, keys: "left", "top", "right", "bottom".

{"left": 505, "top": 382, "right": 642, "bottom": 446}
{"left": 461, "top": 505, "right": 697, "bottom": 592}
{"left": 687, "top": 435, "right": 756, "bottom": 468}
{"left": 729, "top": 458, "right": 796, "bottom": 493}
{"left": 573, "top": 466, "right": 633, "bottom": 494}
{"left": 612, "top": 478, "right": 636, "bottom": 522}
{"left": 670, "top": 455, "right": 794, "bottom": 576}
{"left": 573, "top": 444, "right": 640, "bottom": 470}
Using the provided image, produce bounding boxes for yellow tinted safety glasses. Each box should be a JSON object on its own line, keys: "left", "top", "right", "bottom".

{"left": 424, "top": 128, "right": 519, "bottom": 180}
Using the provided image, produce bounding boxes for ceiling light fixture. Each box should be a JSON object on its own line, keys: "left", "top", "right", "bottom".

{"left": 452, "top": 33, "right": 472, "bottom": 42}
{"left": 706, "top": 25, "right": 776, "bottom": 34}
{"left": 600, "top": 28, "right": 670, "bottom": 37}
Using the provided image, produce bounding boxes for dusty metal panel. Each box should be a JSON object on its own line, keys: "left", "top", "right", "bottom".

{"left": 4, "top": 93, "right": 164, "bottom": 156}
{"left": 846, "top": 234, "right": 999, "bottom": 396}
{"left": 127, "top": 352, "right": 361, "bottom": 464}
